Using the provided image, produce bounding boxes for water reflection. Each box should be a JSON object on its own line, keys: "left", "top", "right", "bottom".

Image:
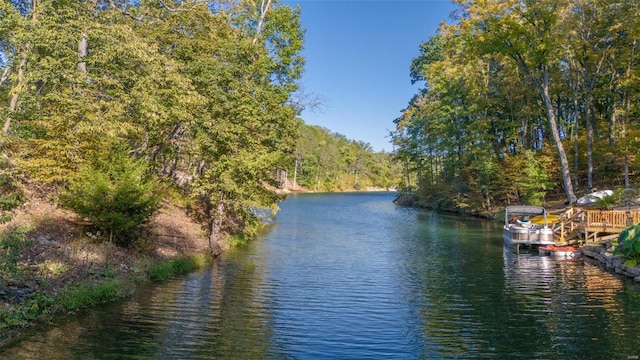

{"left": 501, "top": 245, "right": 640, "bottom": 358}
{"left": 3, "top": 193, "right": 640, "bottom": 359}
{"left": 1, "top": 255, "right": 276, "bottom": 359}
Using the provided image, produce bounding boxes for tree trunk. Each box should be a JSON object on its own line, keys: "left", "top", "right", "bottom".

{"left": 584, "top": 84, "right": 594, "bottom": 192}
{"left": 572, "top": 85, "right": 580, "bottom": 172}
{"left": 0, "top": 67, "right": 10, "bottom": 87}
{"left": 609, "top": 102, "right": 617, "bottom": 147}
{"left": 624, "top": 93, "right": 631, "bottom": 189}
{"left": 252, "top": 0, "right": 273, "bottom": 45}
{"left": 314, "top": 161, "right": 320, "bottom": 191}
{"left": 523, "top": 65, "right": 577, "bottom": 204}
{"left": 78, "top": 33, "right": 88, "bottom": 73}
{"left": 404, "top": 159, "right": 411, "bottom": 190}
{"left": 293, "top": 157, "right": 298, "bottom": 189}
{"left": 541, "top": 73, "right": 577, "bottom": 203}
{"left": 209, "top": 200, "right": 225, "bottom": 257}
{"left": 3, "top": 47, "right": 29, "bottom": 134}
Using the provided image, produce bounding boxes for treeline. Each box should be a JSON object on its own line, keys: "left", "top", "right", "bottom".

{"left": 392, "top": 0, "right": 640, "bottom": 214}
{"left": 0, "top": 0, "right": 304, "bottom": 248}
{"left": 285, "top": 124, "right": 401, "bottom": 192}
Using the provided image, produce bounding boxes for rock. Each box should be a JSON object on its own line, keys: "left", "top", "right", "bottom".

{"left": 37, "top": 235, "right": 60, "bottom": 248}
{"left": 635, "top": 276, "right": 640, "bottom": 283}
{"left": 628, "top": 267, "right": 640, "bottom": 277}
{"left": 611, "top": 257, "right": 623, "bottom": 268}
{"left": 0, "top": 285, "right": 35, "bottom": 303}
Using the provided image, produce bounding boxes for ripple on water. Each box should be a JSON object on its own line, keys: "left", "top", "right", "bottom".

{"left": 3, "top": 193, "right": 640, "bottom": 359}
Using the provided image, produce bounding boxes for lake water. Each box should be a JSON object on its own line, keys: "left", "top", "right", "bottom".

{"left": 3, "top": 192, "right": 640, "bottom": 359}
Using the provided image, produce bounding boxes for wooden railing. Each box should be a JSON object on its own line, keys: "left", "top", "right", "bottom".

{"left": 554, "top": 207, "right": 586, "bottom": 241}
{"left": 586, "top": 210, "right": 640, "bottom": 229}
{"left": 553, "top": 207, "right": 640, "bottom": 244}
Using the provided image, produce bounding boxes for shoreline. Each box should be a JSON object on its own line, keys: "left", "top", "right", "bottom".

{"left": 0, "top": 196, "right": 215, "bottom": 347}
{"left": 581, "top": 245, "right": 640, "bottom": 283}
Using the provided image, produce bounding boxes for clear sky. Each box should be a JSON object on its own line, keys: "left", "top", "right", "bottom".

{"left": 282, "top": 0, "right": 457, "bottom": 152}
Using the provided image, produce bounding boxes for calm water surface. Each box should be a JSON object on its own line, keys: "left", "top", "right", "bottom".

{"left": 3, "top": 192, "right": 640, "bottom": 359}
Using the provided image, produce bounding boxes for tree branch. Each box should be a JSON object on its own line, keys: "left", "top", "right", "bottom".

{"left": 252, "top": 0, "right": 273, "bottom": 45}
{"left": 108, "top": 0, "right": 145, "bottom": 21}
{"left": 0, "top": 67, "right": 10, "bottom": 87}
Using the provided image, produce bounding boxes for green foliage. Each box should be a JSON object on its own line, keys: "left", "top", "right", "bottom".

{"left": 517, "top": 150, "right": 552, "bottom": 206}
{"left": 0, "top": 253, "right": 207, "bottom": 333}
{"left": 1, "top": 0, "right": 307, "bottom": 247}
{"left": 595, "top": 194, "right": 616, "bottom": 210}
{"left": 61, "top": 279, "right": 124, "bottom": 311}
{"left": 393, "top": 0, "right": 640, "bottom": 212}
{"left": 624, "top": 259, "right": 638, "bottom": 267}
{"left": 146, "top": 255, "right": 207, "bottom": 282}
{"left": 0, "top": 226, "right": 31, "bottom": 282}
{"left": 229, "top": 233, "right": 248, "bottom": 246}
{"left": 292, "top": 124, "right": 401, "bottom": 192}
{"left": 0, "top": 157, "right": 23, "bottom": 224}
{"left": 146, "top": 263, "right": 172, "bottom": 282}
{"left": 615, "top": 223, "right": 640, "bottom": 262}
{"left": 0, "top": 292, "right": 53, "bottom": 329}
{"left": 61, "top": 148, "right": 161, "bottom": 247}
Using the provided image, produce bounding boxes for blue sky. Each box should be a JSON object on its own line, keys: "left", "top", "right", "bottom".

{"left": 282, "top": 0, "right": 457, "bottom": 152}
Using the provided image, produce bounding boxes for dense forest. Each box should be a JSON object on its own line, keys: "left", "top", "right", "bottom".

{"left": 0, "top": 0, "right": 305, "bottom": 248}
{"left": 392, "top": 0, "right": 640, "bottom": 215}
{"left": 283, "top": 123, "right": 401, "bottom": 192}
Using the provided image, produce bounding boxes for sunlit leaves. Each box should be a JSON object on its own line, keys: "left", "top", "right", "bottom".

{"left": 396, "top": 0, "right": 640, "bottom": 211}
{"left": 0, "top": 0, "right": 306, "bottom": 241}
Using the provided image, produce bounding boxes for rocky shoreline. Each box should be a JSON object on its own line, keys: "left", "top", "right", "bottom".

{"left": 581, "top": 245, "right": 640, "bottom": 283}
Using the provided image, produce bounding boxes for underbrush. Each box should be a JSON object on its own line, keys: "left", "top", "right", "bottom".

{"left": 0, "top": 182, "right": 213, "bottom": 346}
{"left": 1, "top": 250, "right": 210, "bottom": 345}
{"left": 146, "top": 254, "right": 208, "bottom": 281}
{"left": 0, "top": 279, "right": 127, "bottom": 330}
{"left": 0, "top": 226, "right": 32, "bottom": 283}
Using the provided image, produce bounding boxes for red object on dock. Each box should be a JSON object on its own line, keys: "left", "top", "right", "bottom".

{"left": 539, "top": 245, "right": 582, "bottom": 259}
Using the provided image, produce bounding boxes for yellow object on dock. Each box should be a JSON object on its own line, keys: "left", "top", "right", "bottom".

{"left": 530, "top": 214, "right": 561, "bottom": 225}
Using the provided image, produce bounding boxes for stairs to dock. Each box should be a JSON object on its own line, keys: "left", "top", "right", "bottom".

{"left": 554, "top": 207, "right": 640, "bottom": 245}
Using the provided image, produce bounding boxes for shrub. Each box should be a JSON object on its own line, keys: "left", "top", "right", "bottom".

{"left": 146, "top": 255, "right": 207, "bottom": 281}
{"left": 0, "top": 226, "right": 31, "bottom": 281}
{"left": 614, "top": 223, "right": 640, "bottom": 262}
{"left": 61, "top": 279, "right": 123, "bottom": 311}
{"left": 61, "top": 148, "right": 161, "bottom": 247}
{"left": 595, "top": 194, "right": 616, "bottom": 210}
{"left": 0, "top": 157, "right": 22, "bottom": 224}
{"left": 517, "top": 150, "right": 552, "bottom": 206}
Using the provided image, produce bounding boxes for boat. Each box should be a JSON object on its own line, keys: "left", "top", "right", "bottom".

{"left": 576, "top": 189, "right": 613, "bottom": 207}
{"left": 538, "top": 245, "right": 582, "bottom": 259}
{"left": 503, "top": 205, "right": 556, "bottom": 246}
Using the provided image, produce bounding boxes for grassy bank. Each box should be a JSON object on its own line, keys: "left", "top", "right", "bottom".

{"left": 0, "top": 247, "right": 211, "bottom": 346}
{"left": 0, "top": 195, "right": 214, "bottom": 347}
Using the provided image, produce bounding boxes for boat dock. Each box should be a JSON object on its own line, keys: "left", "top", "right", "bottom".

{"left": 554, "top": 207, "right": 640, "bottom": 245}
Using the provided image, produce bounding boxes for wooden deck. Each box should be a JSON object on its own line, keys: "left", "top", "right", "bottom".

{"left": 554, "top": 207, "right": 640, "bottom": 245}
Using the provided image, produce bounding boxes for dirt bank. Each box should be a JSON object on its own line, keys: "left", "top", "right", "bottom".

{"left": 0, "top": 190, "right": 211, "bottom": 345}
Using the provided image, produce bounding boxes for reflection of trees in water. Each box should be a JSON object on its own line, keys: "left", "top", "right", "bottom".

{"left": 402, "top": 219, "right": 506, "bottom": 358}
{"left": 155, "top": 263, "right": 218, "bottom": 359}
{"left": 1, "top": 256, "right": 276, "bottom": 359}
{"left": 156, "top": 256, "right": 275, "bottom": 359}
{"left": 503, "top": 246, "right": 640, "bottom": 358}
